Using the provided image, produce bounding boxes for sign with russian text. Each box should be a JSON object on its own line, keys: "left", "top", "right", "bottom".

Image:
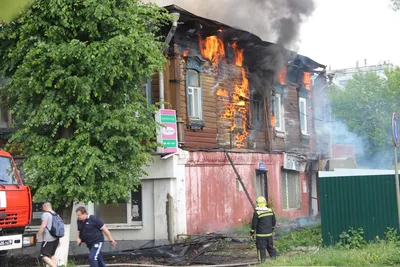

{"left": 156, "top": 109, "right": 178, "bottom": 154}
{"left": 258, "top": 162, "right": 265, "bottom": 171}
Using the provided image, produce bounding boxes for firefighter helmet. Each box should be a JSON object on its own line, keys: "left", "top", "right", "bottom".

{"left": 256, "top": 196, "right": 267, "bottom": 207}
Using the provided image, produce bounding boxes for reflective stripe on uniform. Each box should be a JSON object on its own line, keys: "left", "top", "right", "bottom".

{"left": 256, "top": 233, "right": 273, "bottom": 237}
{"left": 257, "top": 212, "right": 273, "bottom": 218}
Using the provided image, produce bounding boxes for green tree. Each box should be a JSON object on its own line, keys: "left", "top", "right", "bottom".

{"left": 329, "top": 69, "right": 400, "bottom": 168}
{"left": 0, "top": 0, "right": 31, "bottom": 21}
{"left": 0, "top": 0, "right": 170, "bottom": 207}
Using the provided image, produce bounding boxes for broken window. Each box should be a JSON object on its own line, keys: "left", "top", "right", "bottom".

{"left": 95, "top": 186, "right": 143, "bottom": 225}
{"left": 131, "top": 186, "right": 142, "bottom": 222}
{"left": 299, "top": 97, "right": 308, "bottom": 135}
{"left": 274, "top": 94, "right": 283, "bottom": 132}
{"left": 281, "top": 170, "right": 300, "bottom": 210}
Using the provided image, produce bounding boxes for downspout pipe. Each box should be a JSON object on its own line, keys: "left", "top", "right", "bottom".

{"left": 159, "top": 12, "right": 180, "bottom": 109}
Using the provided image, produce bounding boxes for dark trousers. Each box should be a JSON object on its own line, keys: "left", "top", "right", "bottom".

{"left": 88, "top": 242, "right": 106, "bottom": 267}
{"left": 256, "top": 237, "right": 278, "bottom": 263}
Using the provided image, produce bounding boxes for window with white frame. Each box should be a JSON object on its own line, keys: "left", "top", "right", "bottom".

{"left": 274, "top": 94, "right": 283, "bottom": 132}
{"left": 299, "top": 97, "right": 308, "bottom": 135}
{"left": 187, "top": 69, "right": 202, "bottom": 121}
{"left": 281, "top": 170, "right": 300, "bottom": 210}
{"left": 94, "top": 186, "right": 142, "bottom": 225}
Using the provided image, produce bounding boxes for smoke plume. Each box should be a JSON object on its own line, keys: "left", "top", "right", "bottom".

{"left": 146, "top": 0, "right": 315, "bottom": 49}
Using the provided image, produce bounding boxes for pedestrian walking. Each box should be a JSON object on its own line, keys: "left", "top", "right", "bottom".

{"left": 250, "top": 196, "right": 278, "bottom": 263}
{"left": 76, "top": 206, "right": 117, "bottom": 267}
{"left": 36, "top": 202, "right": 60, "bottom": 267}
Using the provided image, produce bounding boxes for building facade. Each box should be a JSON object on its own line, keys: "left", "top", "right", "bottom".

{"left": 3, "top": 5, "right": 330, "bottom": 256}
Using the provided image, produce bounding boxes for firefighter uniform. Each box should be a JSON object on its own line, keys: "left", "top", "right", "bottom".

{"left": 250, "top": 196, "right": 278, "bottom": 263}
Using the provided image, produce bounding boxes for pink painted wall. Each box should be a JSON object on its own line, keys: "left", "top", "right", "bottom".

{"left": 185, "top": 152, "right": 310, "bottom": 234}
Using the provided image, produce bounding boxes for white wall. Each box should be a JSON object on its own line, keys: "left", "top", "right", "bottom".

{"left": 67, "top": 149, "right": 189, "bottom": 247}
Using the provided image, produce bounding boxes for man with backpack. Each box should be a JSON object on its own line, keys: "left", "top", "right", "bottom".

{"left": 36, "top": 202, "right": 64, "bottom": 267}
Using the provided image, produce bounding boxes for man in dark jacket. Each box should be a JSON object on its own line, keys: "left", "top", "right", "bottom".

{"left": 76, "top": 206, "right": 117, "bottom": 267}
{"left": 250, "top": 196, "right": 278, "bottom": 263}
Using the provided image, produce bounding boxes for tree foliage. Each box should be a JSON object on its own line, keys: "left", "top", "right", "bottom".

{"left": 0, "top": 0, "right": 170, "bottom": 207}
{"left": 0, "top": 0, "right": 31, "bottom": 22}
{"left": 329, "top": 68, "right": 400, "bottom": 168}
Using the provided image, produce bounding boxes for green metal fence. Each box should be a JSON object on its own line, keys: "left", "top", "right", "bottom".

{"left": 319, "top": 174, "right": 399, "bottom": 246}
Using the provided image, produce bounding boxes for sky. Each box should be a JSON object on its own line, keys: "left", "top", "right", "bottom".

{"left": 149, "top": 0, "right": 400, "bottom": 70}
{"left": 298, "top": 0, "right": 400, "bottom": 70}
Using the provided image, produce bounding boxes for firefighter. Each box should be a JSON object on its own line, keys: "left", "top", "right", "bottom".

{"left": 250, "top": 196, "right": 278, "bottom": 263}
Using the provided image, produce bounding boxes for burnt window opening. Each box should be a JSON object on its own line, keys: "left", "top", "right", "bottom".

{"left": 250, "top": 92, "right": 265, "bottom": 131}
{"left": 186, "top": 57, "right": 205, "bottom": 131}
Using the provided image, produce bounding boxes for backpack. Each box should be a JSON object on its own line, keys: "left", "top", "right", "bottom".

{"left": 46, "top": 211, "right": 65, "bottom": 238}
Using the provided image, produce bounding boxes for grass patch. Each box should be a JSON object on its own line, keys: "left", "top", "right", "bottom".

{"left": 265, "top": 241, "right": 400, "bottom": 266}
{"left": 275, "top": 224, "right": 322, "bottom": 253}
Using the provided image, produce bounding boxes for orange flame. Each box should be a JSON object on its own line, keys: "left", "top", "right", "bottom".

{"left": 199, "top": 35, "right": 225, "bottom": 68}
{"left": 232, "top": 43, "right": 244, "bottom": 67}
{"left": 303, "top": 72, "right": 311, "bottom": 90}
{"left": 198, "top": 34, "right": 250, "bottom": 148}
{"left": 183, "top": 48, "right": 190, "bottom": 57}
{"left": 220, "top": 68, "right": 250, "bottom": 148}
{"left": 216, "top": 88, "right": 229, "bottom": 97}
{"left": 271, "top": 114, "right": 276, "bottom": 127}
{"left": 277, "top": 67, "right": 286, "bottom": 85}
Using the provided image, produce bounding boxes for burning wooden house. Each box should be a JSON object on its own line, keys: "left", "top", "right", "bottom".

{"left": 141, "top": 5, "right": 329, "bottom": 234}
{"left": 5, "top": 5, "right": 331, "bottom": 252}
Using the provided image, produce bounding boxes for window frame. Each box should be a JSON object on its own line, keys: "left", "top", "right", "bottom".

{"left": 299, "top": 97, "right": 308, "bottom": 135}
{"left": 274, "top": 93, "right": 284, "bottom": 132}
{"left": 281, "top": 170, "right": 301, "bottom": 210}
{"left": 94, "top": 187, "right": 143, "bottom": 226}
{"left": 186, "top": 57, "right": 205, "bottom": 130}
{"left": 186, "top": 70, "right": 202, "bottom": 121}
{"left": 250, "top": 90, "right": 265, "bottom": 131}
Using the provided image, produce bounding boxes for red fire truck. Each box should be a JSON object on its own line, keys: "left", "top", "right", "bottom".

{"left": 0, "top": 149, "right": 36, "bottom": 266}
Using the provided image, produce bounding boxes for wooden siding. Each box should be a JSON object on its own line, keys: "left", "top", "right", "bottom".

{"left": 182, "top": 61, "right": 218, "bottom": 148}
{"left": 150, "top": 43, "right": 316, "bottom": 156}
{"left": 272, "top": 85, "right": 312, "bottom": 155}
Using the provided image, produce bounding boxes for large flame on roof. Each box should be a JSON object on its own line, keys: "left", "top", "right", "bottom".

{"left": 198, "top": 34, "right": 250, "bottom": 148}
{"left": 199, "top": 35, "right": 225, "bottom": 68}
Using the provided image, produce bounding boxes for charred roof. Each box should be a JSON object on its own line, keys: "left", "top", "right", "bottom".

{"left": 163, "top": 4, "right": 325, "bottom": 73}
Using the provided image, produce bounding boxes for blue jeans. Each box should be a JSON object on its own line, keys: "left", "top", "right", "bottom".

{"left": 88, "top": 242, "right": 106, "bottom": 267}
